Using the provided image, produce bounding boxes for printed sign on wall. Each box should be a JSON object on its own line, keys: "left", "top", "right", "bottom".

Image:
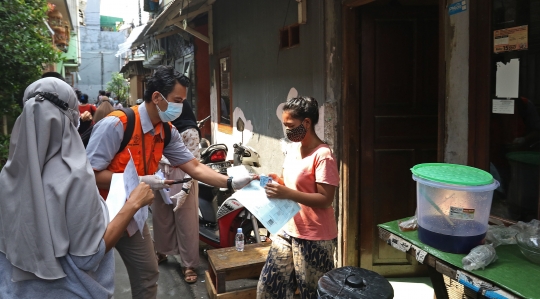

{"left": 494, "top": 26, "right": 528, "bottom": 53}
{"left": 448, "top": 1, "right": 467, "bottom": 15}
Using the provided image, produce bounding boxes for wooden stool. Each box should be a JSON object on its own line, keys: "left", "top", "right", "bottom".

{"left": 205, "top": 241, "right": 271, "bottom": 299}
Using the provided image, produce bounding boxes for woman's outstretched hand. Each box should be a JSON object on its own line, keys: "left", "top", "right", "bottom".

{"left": 267, "top": 173, "right": 284, "bottom": 185}
{"left": 265, "top": 182, "right": 291, "bottom": 199}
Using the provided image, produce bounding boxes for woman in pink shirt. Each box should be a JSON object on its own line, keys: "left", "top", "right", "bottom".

{"left": 257, "top": 97, "right": 339, "bottom": 299}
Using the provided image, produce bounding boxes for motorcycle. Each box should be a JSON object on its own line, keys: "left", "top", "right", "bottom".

{"left": 198, "top": 118, "right": 266, "bottom": 248}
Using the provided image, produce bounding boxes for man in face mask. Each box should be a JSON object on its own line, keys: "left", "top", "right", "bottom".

{"left": 86, "top": 65, "right": 254, "bottom": 299}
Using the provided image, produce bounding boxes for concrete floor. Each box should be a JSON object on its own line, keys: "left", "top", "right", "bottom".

{"left": 112, "top": 212, "right": 435, "bottom": 298}
{"left": 113, "top": 210, "right": 255, "bottom": 299}
{"left": 114, "top": 249, "right": 435, "bottom": 299}
{"left": 388, "top": 277, "right": 435, "bottom": 299}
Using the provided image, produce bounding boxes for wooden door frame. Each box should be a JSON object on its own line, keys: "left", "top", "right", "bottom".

{"left": 467, "top": 0, "right": 492, "bottom": 171}
{"left": 341, "top": 6, "right": 361, "bottom": 267}
{"left": 340, "top": 0, "right": 446, "bottom": 267}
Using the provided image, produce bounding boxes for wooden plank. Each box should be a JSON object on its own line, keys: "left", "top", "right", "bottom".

{"left": 165, "top": 5, "right": 211, "bottom": 28}
{"left": 173, "top": 23, "right": 210, "bottom": 44}
{"left": 437, "top": 0, "right": 446, "bottom": 163}
{"left": 205, "top": 270, "right": 217, "bottom": 299}
{"left": 216, "top": 271, "right": 226, "bottom": 294}
{"left": 340, "top": 3, "right": 361, "bottom": 268}
{"left": 467, "top": 0, "right": 492, "bottom": 171}
{"left": 428, "top": 266, "right": 450, "bottom": 299}
{"left": 218, "top": 123, "right": 233, "bottom": 134}
{"left": 154, "top": 27, "right": 184, "bottom": 40}
{"left": 207, "top": 242, "right": 271, "bottom": 272}
{"left": 435, "top": 260, "right": 457, "bottom": 279}
{"left": 225, "top": 264, "right": 265, "bottom": 281}
{"left": 208, "top": 6, "right": 213, "bottom": 55}
{"left": 216, "top": 288, "right": 257, "bottom": 299}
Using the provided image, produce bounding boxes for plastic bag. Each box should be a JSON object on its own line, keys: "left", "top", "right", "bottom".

{"left": 462, "top": 244, "right": 498, "bottom": 271}
{"left": 398, "top": 212, "right": 418, "bottom": 232}
{"left": 510, "top": 219, "right": 540, "bottom": 236}
{"left": 485, "top": 225, "right": 519, "bottom": 247}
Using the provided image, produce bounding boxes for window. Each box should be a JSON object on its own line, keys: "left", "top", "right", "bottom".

{"left": 489, "top": 0, "right": 540, "bottom": 222}
{"left": 217, "top": 49, "right": 232, "bottom": 133}
{"left": 279, "top": 24, "right": 300, "bottom": 50}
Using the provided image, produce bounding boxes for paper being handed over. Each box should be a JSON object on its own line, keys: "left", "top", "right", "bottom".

{"left": 105, "top": 151, "right": 148, "bottom": 237}
{"left": 230, "top": 180, "right": 300, "bottom": 235}
{"left": 124, "top": 154, "right": 147, "bottom": 237}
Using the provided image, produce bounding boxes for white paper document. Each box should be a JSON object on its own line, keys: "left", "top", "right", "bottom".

{"left": 105, "top": 173, "right": 127, "bottom": 221}
{"left": 492, "top": 99, "right": 515, "bottom": 114}
{"left": 231, "top": 180, "right": 300, "bottom": 235}
{"left": 123, "top": 155, "right": 147, "bottom": 237}
{"left": 105, "top": 153, "right": 148, "bottom": 237}
{"left": 123, "top": 153, "right": 140, "bottom": 199}
{"left": 496, "top": 58, "right": 519, "bottom": 98}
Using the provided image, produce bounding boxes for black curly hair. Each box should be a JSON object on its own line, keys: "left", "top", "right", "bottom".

{"left": 143, "top": 65, "right": 191, "bottom": 103}
{"left": 283, "top": 96, "right": 319, "bottom": 125}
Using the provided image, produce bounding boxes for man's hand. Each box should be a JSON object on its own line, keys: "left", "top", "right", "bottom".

{"left": 231, "top": 174, "right": 255, "bottom": 190}
{"left": 139, "top": 175, "right": 170, "bottom": 190}
{"left": 128, "top": 183, "right": 155, "bottom": 209}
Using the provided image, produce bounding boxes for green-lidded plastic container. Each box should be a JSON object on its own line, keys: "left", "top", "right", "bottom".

{"left": 411, "top": 163, "right": 499, "bottom": 254}
{"left": 411, "top": 163, "right": 494, "bottom": 186}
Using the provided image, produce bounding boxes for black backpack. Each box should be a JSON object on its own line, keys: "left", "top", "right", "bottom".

{"left": 81, "top": 108, "right": 171, "bottom": 154}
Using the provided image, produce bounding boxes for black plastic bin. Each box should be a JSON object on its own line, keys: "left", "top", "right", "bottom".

{"left": 317, "top": 266, "right": 394, "bottom": 299}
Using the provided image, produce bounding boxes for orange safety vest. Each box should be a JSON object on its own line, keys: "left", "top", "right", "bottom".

{"left": 98, "top": 105, "right": 166, "bottom": 199}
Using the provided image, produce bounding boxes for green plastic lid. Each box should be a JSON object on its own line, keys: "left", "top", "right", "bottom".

{"left": 506, "top": 151, "right": 540, "bottom": 166}
{"left": 411, "top": 163, "right": 494, "bottom": 186}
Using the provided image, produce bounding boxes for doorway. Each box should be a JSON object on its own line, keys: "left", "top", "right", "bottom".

{"left": 342, "top": 2, "right": 441, "bottom": 276}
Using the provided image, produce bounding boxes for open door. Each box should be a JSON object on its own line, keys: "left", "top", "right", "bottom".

{"left": 358, "top": 6, "right": 439, "bottom": 276}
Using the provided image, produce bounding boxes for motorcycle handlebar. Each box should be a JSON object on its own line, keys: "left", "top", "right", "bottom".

{"left": 197, "top": 115, "right": 211, "bottom": 128}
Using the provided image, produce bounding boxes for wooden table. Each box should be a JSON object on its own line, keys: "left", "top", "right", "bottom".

{"left": 379, "top": 220, "right": 540, "bottom": 299}
{"left": 205, "top": 242, "right": 271, "bottom": 299}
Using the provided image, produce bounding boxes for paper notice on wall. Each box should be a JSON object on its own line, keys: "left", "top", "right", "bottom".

{"left": 492, "top": 99, "right": 515, "bottom": 114}
{"left": 496, "top": 59, "right": 519, "bottom": 98}
{"left": 494, "top": 25, "right": 528, "bottom": 53}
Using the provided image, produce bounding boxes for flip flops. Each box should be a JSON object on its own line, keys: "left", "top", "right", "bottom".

{"left": 182, "top": 267, "right": 198, "bottom": 284}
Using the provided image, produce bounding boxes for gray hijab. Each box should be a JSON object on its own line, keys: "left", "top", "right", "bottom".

{"left": 0, "top": 78, "right": 107, "bottom": 281}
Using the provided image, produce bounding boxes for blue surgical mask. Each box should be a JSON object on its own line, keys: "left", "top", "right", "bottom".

{"left": 157, "top": 93, "right": 183, "bottom": 122}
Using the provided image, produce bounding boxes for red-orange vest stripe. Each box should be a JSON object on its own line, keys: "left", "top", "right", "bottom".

{"left": 99, "top": 106, "right": 165, "bottom": 200}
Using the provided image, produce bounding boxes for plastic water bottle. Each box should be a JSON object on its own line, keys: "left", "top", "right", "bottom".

{"left": 235, "top": 228, "right": 245, "bottom": 252}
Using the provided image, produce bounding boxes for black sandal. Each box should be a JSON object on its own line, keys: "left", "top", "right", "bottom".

{"left": 156, "top": 252, "right": 168, "bottom": 264}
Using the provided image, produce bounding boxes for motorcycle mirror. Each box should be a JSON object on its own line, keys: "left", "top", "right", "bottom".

{"left": 236, "top": 118, "right": 246, "bottom": 144}
{"left": 236, "top": 117, "right": 245, "bottom": 132}
{"left": 236, "top": 117, "right": 244, "bottom": 132}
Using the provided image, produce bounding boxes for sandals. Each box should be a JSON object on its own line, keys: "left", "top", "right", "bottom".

{"left": 156, "top": 252, "right": 168, "bottom": 264}
{"left": 182, "top": 267, "right": 198, "bottom": 284}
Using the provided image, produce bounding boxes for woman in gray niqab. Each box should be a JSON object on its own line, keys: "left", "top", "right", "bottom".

{"left": 0, "top": 78, "right": 154, "bottom": 298}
